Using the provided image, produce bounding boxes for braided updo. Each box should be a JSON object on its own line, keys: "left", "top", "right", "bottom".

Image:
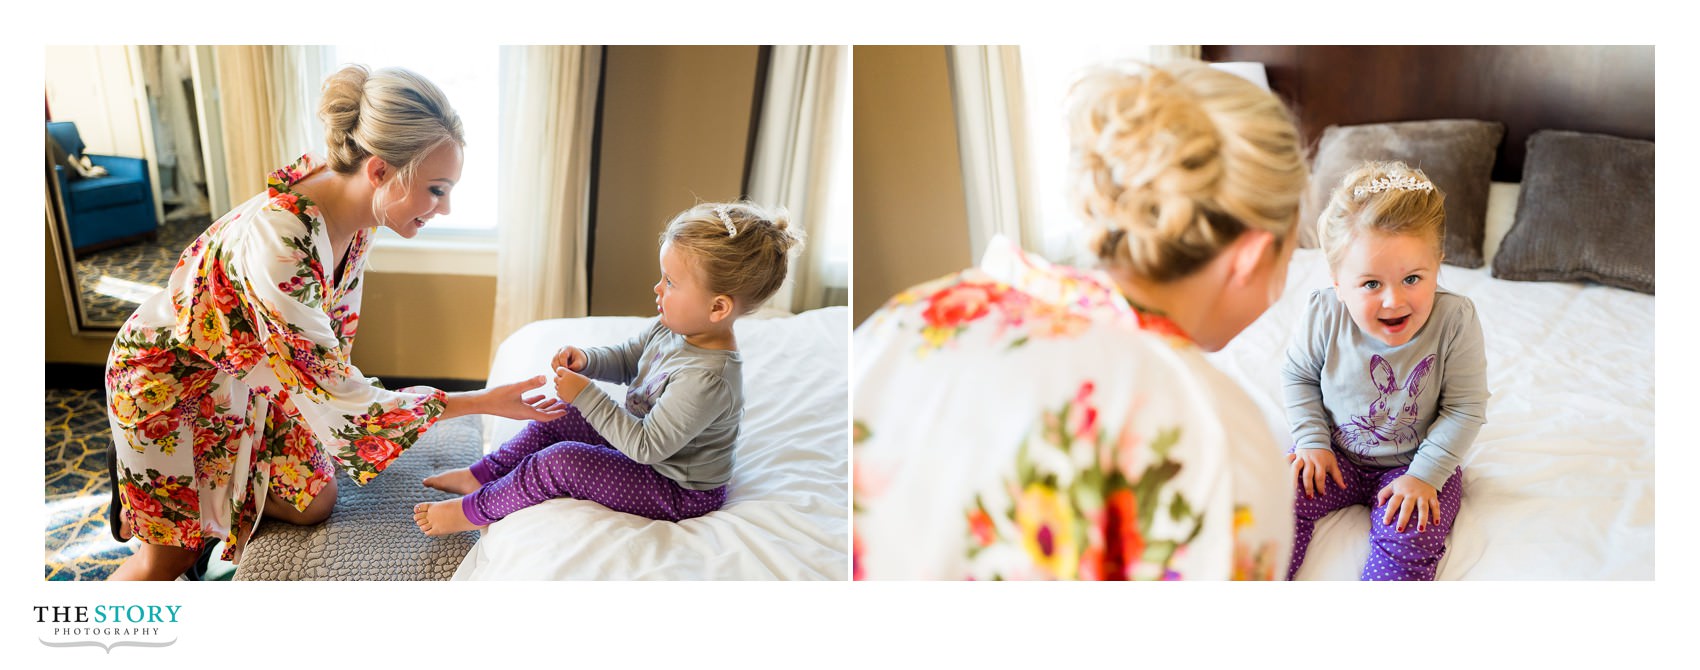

{"left": 661, "top": 201, "right": 804, "bottom": 313}
{"left": 318, "top": 65, "right": 464, "bottom": 221}
{"left": 1071, "top": 60, "right": 1307, "bottom": 282}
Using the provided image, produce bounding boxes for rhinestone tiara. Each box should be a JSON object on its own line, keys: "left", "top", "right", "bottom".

{"left": 1354, "top": 175, "right": 1434, "bottom": 197}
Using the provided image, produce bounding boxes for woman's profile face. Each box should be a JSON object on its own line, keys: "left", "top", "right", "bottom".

{"left": 379, "top": 141, "right": 463, "bottom": 238}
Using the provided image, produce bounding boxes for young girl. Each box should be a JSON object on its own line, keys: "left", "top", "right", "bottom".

{"left": 1281, "top": 161, "right": 1489, "bottom": 580}
{"left": 414, "top": 201, "right": 801, "bottom": 534}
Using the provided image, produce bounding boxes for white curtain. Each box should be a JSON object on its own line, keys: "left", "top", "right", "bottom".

{"left": 746, "top": 45, "right": 849, "bottom": 314}
{"left": 211, "top": 46, "right": 323, "bottom": 206}
{"left": 956, "top": 45, "right": 1203, "bottom": 265}
{"left": 1149, "top": 45, "right": 1202, "bottom": 63}
{"left": 490, "top": 45, "right": 602, "bottom": 347}
{"left": 139, "top": 45, "right": 210, "bottom": 219}
{"left": 947, "top": 45, "right": 1044, "bottom": 262}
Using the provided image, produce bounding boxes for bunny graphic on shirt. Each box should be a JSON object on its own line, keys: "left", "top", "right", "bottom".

{"left": 1333, "top": 354, "right": 1436, "bottom": 458}
{"left": 624, "top": 370, "right": 671, "bottom": 417}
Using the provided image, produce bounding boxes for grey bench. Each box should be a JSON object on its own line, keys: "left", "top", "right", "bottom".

{"left": 233, "top": 416, "right": 482, "bottom": 581}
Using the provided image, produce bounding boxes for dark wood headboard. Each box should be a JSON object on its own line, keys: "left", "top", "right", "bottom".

{"left": 1201, "top": 46, "right": 1654, "bottom": 182}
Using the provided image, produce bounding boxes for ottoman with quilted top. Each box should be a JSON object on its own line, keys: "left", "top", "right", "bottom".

{"left": 234, "top": 416, "right": 482, "bottom": 581}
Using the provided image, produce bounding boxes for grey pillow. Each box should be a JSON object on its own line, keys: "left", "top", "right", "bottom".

{"left": 1492, "top": 130, "right": 1654, "bottom": 294}
{"left": 1301, "top": 120, "right": 1505, "bottom": 268}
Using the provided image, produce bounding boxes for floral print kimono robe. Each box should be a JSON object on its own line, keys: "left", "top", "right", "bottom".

{"left": 852, "top": 237, "right": 1292, "bottom": 580}
{"left": 105, "top": 155, "right": 446, "bottom": 562}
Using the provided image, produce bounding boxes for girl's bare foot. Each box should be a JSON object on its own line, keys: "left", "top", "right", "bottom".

{"left": 422, "top": 468, "right": 480, "bottom": 495}
{"left": 413, "top": 500, "right": 484, "bottom": 536}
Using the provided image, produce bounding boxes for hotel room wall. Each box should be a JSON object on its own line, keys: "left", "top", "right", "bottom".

{"left": 852, "top": 46, "right": 971, "bottom": 325}
{"left": 47, "top": 46, "right": 763, "bottom": 381}
{"left": 590, "top": 45, "right": 760, "bottom": 317}
{"left": 44, "top": 228, "right": 499, "bottom": 380}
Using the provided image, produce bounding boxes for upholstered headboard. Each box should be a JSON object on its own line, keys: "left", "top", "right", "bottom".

{"left": 1200, "top": 45, "right": 1654, "bottom": 182}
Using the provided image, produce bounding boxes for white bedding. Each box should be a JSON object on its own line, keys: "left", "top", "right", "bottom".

{"left": 1207, "top": 248, "right": 1654, "bottom": 579}
{"left": 452, "top": 307, "right": 849, "bottom": 580}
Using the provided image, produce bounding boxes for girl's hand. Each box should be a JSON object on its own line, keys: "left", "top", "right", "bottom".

{"left": 447, "top": 375, "right": 569, "bottom": 421}
{"left": 551, "top": 346, "right": 588, "bottom": 372}
{"left": 1287, "top": 448, "right": 1345, "bottom": 499}
{"left": 553, "top": 366, "right": 591, "bottom": 403}
{"left": 1376, "top": 475, "right": 1440, "bottom": 533}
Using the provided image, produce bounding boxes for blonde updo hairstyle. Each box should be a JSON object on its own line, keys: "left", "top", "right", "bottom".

{"left": 1316, "top": 161, "right": 1447, "bottom": 271}
{"left": 1072, "top": 60, "right": 1308, "bottom": 282}
{"left": 318, "top": 64, "right": 465, "bottom": 225}
{"left": 661, "top": 201, "right": 804, "bottom": 314}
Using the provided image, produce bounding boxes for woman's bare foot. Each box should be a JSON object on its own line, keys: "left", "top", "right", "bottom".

{"left": 414, "top": 500, "right": 484, "bottom": 536}
{"left": 422, "top": 468, "right": 480, "bottom": 495}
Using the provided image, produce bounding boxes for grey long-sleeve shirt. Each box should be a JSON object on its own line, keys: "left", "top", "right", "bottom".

{"left": 570, "top": 319, "right": 743, "bottom": 490}
{"left": 1281, "top": 288, "right": 1489, "bottom": 489}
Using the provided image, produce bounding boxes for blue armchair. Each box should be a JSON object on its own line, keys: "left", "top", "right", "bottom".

{"left": 47, "top": 121, "right": 159, "bottom": 253}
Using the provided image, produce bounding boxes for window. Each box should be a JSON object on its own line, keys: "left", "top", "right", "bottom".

{"left": 330, "top": 45, "right": 500, "bottom": 238}
{"left": 819, "top": 53, "right": 852, "bottom": 292}
{"left": 1017, "top": 44, "right": 1160, "bottom": 266}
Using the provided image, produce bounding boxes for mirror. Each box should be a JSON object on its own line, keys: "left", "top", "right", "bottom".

{"left": 46, "top": 45, "right": 223, "bottom": 333}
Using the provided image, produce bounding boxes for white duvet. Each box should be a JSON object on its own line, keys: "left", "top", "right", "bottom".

{"left": 1207, "top": 248, "right": 1654, "bottom": 579}
{"left": 452, "top": 307, "right": 849, "bottom": 580}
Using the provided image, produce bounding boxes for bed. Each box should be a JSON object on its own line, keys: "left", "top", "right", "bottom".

{"left": 1193, "top": 45, "right": 1656, "bottom": 580}
{"left": 1206, "top": 205, "right": 1654, "bottom": 580}
{"left": 450, "top": 306, "right": 850, "bottom": 580}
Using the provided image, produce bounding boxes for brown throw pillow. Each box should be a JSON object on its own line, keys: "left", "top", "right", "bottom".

{"left": 1492, "top": 130, "right": 1654, "bottom": 294}
{"left": 1301, "top": 120, "right": 1505, "bottom": 268}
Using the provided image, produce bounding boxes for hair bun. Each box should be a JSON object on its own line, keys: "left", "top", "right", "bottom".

{"left": 761, "top": 206, "right": 803, "bottom": 254}
{"left": 1065, "top": 60, "right": 1306, "bottom": 282}
{"left": 320, "top": 64, "right": 371, "bottom": 171}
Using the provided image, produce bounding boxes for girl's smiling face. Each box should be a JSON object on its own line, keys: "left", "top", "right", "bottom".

{"left": 1333, "top": 230, "right": 1441, "bottom": 347}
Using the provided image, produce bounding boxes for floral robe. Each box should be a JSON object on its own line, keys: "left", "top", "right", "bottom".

{"left": 105, "top": 154, "right": 446, "bottom": 562}
{"left": 852, "top": 237, "right": 1291, "bottom": 580}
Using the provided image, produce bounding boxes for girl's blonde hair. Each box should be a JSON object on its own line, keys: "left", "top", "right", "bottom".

{"left": 1071, "top": 60, "right": 1308, "bottom": 282}
{"left": 1316, "top": 161, "right": 1447, "bottom": 270}
{"left": 662, "top": 201, "right": 803, "bottom": 313}
{"left": 318, "top": 64, "right": 464, "bottom": 224}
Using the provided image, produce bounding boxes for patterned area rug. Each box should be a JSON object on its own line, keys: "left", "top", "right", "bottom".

{"left": 44, "top": 389, "right": 477, "bottom": 580}
{"left": 45, "top": 389, "right": 133, "bottom": 580}
{"left": 71, "top": 216, "right": 208, "bottom": 324}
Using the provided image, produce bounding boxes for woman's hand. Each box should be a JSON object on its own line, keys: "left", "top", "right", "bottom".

{"left": 553, "top": 366, "right": 591, "bottom": 403}
{"left": 444, "top": 375, "right": 569, "bottom": 421}
{"left": 551, "top": 346, "right": 587, "bottom": 373}
{"left": 1376, "top": 475, "right": 1440, "bottom": 533}
{"left": 1288, "top": 448, "right": 1345, "bottom": 499}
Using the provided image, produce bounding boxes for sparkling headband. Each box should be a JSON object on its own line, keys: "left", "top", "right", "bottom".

{"left": 1354, "top": 175, "right": 1434, "bottom": 197}
{"left": 713, "top": 206, "right": 737, "bottom": 237}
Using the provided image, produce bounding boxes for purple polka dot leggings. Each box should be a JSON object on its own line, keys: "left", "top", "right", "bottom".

{"left": 1288, "top": 444, "right": 1463, "bottom": 581}
{"left": 460, "top": 406, "right": 727, "bottom": 525}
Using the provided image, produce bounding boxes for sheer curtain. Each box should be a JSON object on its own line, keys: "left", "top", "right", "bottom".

{"left": 953, "top": 45, "right": 1202, "bottom": 266}
{"left": 210, "top": 46, "right": 324, "bottom": 206}
{"left": 746, "top": 45, "right": 850, "bottom": 314}
{"left": 139, "top": 45, "right": 209, "bottom": 219}
{"left": 947, "top": 45, "right": 1042, "bottom": 262}
{"left": 489, "top": 46, "right": 603, "bottom": 346}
